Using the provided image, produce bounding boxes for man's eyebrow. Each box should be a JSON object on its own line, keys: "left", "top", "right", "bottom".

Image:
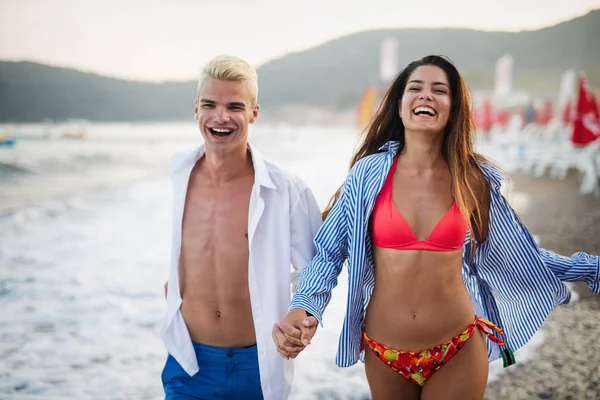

{"left": 199, "top": 99, "right": 246, "bottom": 107}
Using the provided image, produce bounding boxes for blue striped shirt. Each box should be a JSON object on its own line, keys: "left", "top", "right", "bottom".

{"left": 290, "top": 141, "right": 600, "bottom": 367}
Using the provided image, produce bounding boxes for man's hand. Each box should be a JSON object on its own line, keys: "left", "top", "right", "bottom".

{"left": 271, "top": 308, "right": 318, "bottom": 359}
{"left": 271, "top": 323, "right": 303, "bottom": 360}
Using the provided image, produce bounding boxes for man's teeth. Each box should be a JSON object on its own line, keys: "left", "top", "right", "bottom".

{"left": 212, "top": 128, "right": 232, "bottom": 133}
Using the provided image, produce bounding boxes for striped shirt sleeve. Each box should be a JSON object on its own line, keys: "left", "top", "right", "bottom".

{"left": 500, "top": 185, "right": 600, "bottom": 294}
{"left": 539, "top": 249, "right": 600, "bottom": 294}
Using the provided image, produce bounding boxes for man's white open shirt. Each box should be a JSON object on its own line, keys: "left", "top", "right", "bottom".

{"left": 161, "top": 143, "right": 322, "bottom": 400}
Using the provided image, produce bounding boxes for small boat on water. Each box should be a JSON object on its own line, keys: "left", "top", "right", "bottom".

{"left": 60, "top": 119, "right": 89, "bottom": 139}
{"left": 61, "top": 131, "right": 87, "bottom": 139}
{"left": 0, "top": 133, "right": 17, "bottom": 147}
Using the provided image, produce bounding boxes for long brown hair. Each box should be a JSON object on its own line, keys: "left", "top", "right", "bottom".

{"left": 323, "top": 55, "right": 491, "bottom": 247}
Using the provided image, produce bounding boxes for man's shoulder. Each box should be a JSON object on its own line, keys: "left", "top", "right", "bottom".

{"left": 170, "top": 147, "right": 202, "bottom": 173}
{"left": 262, "top": 157, "right": 310, "bottom": 193}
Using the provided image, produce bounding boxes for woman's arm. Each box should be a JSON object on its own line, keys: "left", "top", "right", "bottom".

{"left": 539, "top": 249, "right": 600, "bottom": 294}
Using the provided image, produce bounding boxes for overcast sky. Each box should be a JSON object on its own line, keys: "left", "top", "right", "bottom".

{"left": 1, "top": 0, "right": 598, "bottom": 81}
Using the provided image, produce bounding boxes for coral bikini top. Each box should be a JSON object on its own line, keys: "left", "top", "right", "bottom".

{"left": 371, "top": 157, "right": 468, "bottom": 252}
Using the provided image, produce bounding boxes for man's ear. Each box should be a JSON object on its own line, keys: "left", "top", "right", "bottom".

{"left": 250, "top": 104, "right": 260, "bottom": 124}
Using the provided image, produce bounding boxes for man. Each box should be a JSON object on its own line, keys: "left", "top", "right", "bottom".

{"left": 160, "top": 55, "right": 322, "bottom": 399}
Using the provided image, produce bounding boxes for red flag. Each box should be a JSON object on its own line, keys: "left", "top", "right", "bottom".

{"left": 590, "top": 95, "right": 599, "bottom": 119}
{"left": 571, "top": 76, "right": 600, "bottom": 145}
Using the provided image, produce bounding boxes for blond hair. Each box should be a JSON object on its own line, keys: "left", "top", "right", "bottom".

{"left": 197, "top": 55, "right": 258, "bottom": 106}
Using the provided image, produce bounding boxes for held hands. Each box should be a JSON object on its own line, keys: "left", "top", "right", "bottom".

{"left": 271, "top": 308, "right": 318, "bottom": 360}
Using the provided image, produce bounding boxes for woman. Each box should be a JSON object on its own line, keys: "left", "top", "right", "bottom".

{"left": 272, "top": 55, "right": 600, "bottom": 399}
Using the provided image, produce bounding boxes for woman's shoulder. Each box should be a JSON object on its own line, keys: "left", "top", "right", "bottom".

{"left": 345, "top": 141, "right": 399, "bottom": 186}
{"left": 351, "top": 149, "right": 394, "bottom": 176}
{"left": 471, "top": 155, "right": 510, "bottom": 193}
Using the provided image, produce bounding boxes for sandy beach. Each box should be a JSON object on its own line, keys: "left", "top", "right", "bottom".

{"left": 1, "top": 122, "right": 598, "bottom": 399}
{"left": 484, "top": 170, "right": 600, "bottom": 400}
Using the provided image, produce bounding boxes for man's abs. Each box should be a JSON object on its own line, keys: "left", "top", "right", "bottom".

{"left": 178, "top": 235, "right": 256, "bottom": 347}
{"left": 178, "top": 162, "right": 256, "bottom": 347}
{"left": 180, "top": 287, "right": 256, "bottom": 347}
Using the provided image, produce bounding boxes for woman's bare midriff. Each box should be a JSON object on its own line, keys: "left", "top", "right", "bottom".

{"left": 364, "top": 246, "right": 475, "bottom": 351}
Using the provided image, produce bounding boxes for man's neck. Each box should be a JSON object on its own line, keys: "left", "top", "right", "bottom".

{"left": 201, "top": 145, "right": 253, "bottom": 184}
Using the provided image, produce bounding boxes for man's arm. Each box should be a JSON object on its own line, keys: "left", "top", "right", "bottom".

{"left": 289, "top": 184, "right": 323, "bottom": 293}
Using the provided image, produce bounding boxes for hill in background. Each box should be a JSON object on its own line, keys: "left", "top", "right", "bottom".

{"left": 1, "top": 9, "right": 598, "bottom": 122}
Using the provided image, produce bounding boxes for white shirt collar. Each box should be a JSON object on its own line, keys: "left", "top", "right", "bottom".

{"left": 172, "top": 142, "right": 276, "bottom": 189}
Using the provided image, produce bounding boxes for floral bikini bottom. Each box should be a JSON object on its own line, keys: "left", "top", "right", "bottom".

{"left": 362, "top": 317, "right": 505, "bottom": 387}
